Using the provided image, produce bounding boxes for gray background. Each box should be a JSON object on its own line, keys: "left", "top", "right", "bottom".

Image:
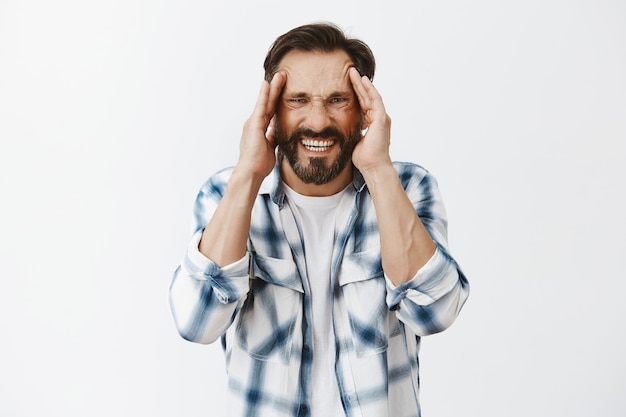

{"left": 1, "top": 0, "right": 624, "bottom": 416}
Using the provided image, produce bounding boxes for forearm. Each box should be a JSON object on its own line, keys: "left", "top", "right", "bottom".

{"left": 171, "top": 166, "right": 260, "bottom": 344}
{"left": 198, "top": 76, "right": 285, "bottom": 265}
{"left": 361, "top": 163, "right": 436, "bottom": 286}
{"left": 199, "top": 167, "right": 264, "bottom": 267}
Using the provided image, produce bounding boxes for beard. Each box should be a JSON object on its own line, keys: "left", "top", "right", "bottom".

{"left": 274, "top": 118, "right": 362, "bottom": 185}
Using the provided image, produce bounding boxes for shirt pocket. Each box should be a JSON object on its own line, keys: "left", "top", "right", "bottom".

{"left": 338, "top": 247, "right": 394, "bottom": 357}
{"left": 235, "top": 253, "right": 304, "bottom": 364}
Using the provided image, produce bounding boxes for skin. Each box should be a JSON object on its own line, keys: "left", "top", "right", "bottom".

{"left": 199, "top": 49, "right": 436, "bottom": 285}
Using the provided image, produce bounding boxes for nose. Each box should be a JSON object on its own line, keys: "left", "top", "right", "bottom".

{"left": 304, "top": 99, "right": 332, "bottom": 132}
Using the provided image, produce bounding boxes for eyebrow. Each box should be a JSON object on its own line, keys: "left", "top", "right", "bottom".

{"left": 284, "top": 90, "right": 353, "bottom": 98}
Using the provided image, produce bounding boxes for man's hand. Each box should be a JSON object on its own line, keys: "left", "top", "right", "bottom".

{"left": 199, "top": 73, "right": 285, "bottom": 266}
{"left": 348, "top": 67, "right": 393, "bottom": 175}
{"left": 348, "top": 68, "right": 436, "bottom": 285}
{"left": 236, "top": 73, "right": 286, "bottom": 180}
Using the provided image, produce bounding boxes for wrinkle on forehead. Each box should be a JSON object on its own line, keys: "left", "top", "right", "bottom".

{"left": 278, "top": 50, "right": 355, "bottom": 98}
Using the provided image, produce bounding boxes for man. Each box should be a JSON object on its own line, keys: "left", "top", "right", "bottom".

{"left": 169, "top": 22, "right": 469, "bottom": 417}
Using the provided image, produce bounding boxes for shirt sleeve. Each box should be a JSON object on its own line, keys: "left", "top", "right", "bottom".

{"left": 384, "top": 164, "right": 470, "bottom": 336}
{"left": 183, "top": 230, "right": 249, "bottom": 303}
{"left": 169, "top": 169, "right": 251, "bottom": 344}
{"left": 384, "top": 247, "right": 469, "bottom": 335}
{"left": 169, "top": 230, "right": 250, "bottom": 344}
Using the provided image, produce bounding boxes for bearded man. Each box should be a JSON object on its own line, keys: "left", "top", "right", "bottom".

{"left": 169, "top": 22, "right": 469, "bottom": 417}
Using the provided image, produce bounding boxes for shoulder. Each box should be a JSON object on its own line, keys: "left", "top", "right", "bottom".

{"left": 198, "top": 166, "right": 235, "bottom": 199}
{"left": 392, "top": 161, "right": 432, "bottom": 188}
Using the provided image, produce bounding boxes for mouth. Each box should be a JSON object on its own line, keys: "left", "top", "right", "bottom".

{"left": 301, "top": 139, "right": 335, "bottom": 152}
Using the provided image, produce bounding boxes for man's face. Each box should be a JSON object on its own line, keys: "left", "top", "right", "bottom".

{"left": 274, "top": 50, "right": 362, "bottom": 186}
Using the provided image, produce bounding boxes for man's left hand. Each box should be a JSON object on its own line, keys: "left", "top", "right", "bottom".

{"left": 349, "top": 67, "right": 393, "bottom": 174}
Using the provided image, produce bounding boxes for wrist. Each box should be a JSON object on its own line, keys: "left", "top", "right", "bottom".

{"left": 226, "top": 167, "right": 266, "bottom": 207}
{"left": 359, "top": 159, "right": 395, "bottom": 186}
{"left": 232, "top": 163, "right": 270, "bottom": 186}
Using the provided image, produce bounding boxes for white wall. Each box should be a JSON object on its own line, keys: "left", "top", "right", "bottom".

{"left": 1, "top": 1, "right": 624, "bottom": 416}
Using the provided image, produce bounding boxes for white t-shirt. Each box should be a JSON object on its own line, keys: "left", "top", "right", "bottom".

{"left": 283, "top": 183, "right": 348, "bottom": 417}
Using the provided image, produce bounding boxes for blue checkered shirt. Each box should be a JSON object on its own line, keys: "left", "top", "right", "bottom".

{"left": 169, "top": 161, "right": 470, "bottom": 417}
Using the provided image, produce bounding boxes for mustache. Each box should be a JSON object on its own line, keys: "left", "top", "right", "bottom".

{"left": 294, "top": 126, "right": 343, "bottom": 140}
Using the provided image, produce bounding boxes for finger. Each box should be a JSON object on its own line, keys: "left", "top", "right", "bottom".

{"left": 349, "top": 67, "right": 370, "bottom": 109}
{"left": 266, "top": 72, "right": 286, "bottom": 120}
{"left": 248, "top": 79, "right": 273, "bottom": 131}
{"left": 356, "top": 70, "right": 386, "bottom": 113}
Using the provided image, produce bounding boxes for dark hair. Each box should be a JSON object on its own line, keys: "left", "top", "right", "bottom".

{"left": 263, "top": 22, "right": 376, "bottom": 82}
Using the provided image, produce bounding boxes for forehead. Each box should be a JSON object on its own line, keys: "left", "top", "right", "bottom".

{"left": 277, "top": 49, "right": 354, "bottom": 95}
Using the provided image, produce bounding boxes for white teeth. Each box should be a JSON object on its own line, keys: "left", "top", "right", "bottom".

{"left": 302, "top": 139, "right": 334, "bottom": 152}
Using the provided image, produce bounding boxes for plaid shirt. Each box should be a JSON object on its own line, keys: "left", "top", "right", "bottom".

{"left": 169, "top": 161, "right": 470, "bottom": 417}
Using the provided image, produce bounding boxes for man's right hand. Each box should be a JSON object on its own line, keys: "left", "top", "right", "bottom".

{"left": 198, "top": 73, "right": 285, "bottom": 266}
{"left": 236, "top": 72, "right": 286, "bottom": 181}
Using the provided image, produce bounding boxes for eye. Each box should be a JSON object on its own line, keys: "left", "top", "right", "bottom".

{"left": 329, "top": 97, "right": 346, "bottom": 104}
{"left": 286, "top": 98, "right": 308, "bottom": 109}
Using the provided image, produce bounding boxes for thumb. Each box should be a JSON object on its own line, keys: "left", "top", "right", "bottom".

{"left": 266, "top": 117, "right": 277, "bottom": 148}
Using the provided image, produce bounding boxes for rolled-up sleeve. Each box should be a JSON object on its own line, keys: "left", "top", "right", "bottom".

{"left": 169, "top": 230, "right": 250, "bottom": 344}
{"left": 385, "top": 246, "right": 469, "bottom": 336}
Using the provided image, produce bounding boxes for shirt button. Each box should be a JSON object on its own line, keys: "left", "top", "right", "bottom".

{"left": 303, "top": 344, "right": 310, "bottom": 353}
{"left": 298, "top": 404, "right": 308, "bottom": 415}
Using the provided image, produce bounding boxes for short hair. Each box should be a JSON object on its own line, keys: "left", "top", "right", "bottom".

{"left": 263, "top": 22, "right": 376, "bottom": 82}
